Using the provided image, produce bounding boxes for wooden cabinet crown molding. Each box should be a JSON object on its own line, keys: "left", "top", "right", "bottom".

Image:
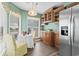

{"left": 64, "top": 2, "right": 79, "bottom": 9}
{"left": 55, "top": 2, "right": 79, "bottom": 13}
{"left": 54, "top": 5, "right": 64, "bottom": 13}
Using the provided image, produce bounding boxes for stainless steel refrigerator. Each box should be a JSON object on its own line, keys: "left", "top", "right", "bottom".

{"left": 59, "top": 4, "right": 79, "bottom": 56}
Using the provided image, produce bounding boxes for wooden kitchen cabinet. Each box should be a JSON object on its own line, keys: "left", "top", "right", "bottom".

{"left": 40, "top": 6, "right": 61, "bottom": 24}
{"left": 41, "top": 31, "right": 45, "bottom": 42}
{"left": 44, "top": 32, "right": 51, "bottom": 45}
{"left": 41, "top": 31, "right": 60, "bottom": 49}
{"left": 54, "top": 32, "right": 60, "bottom": 49}
{"left": 41, "top": 15, "right": 44, "bottom": 24}
{"left": 42, "top": 31, "right": 55, "bottom": 46}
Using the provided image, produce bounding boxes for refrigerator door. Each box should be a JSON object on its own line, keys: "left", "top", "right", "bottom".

{"left": 72, "top": 5, "right": 79, "bottom": 56}
{"left": 59, "top": 8, "right": 72, "bottom": 56}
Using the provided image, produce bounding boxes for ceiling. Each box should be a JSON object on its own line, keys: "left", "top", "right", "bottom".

{"left": 12, "top": 2, "right": 64, "bottom": 14}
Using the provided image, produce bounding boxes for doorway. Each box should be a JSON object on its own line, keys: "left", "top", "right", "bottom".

{"left": 27, "top": 17, "right": 40, "bottom": 41}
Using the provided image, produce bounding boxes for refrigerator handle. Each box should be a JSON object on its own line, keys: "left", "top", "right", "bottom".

{"left": 73, "top": 16, "right": 75, "bottom": 43}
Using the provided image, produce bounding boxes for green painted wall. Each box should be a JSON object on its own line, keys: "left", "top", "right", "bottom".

{"left": 2, "top": 2, "right": 41, "bottom": 32}
{"left": 21, "top": 11, "right": 28, "bottom": 32}
{"left": 44, "top": 22, "right": 59, "bottom": 32}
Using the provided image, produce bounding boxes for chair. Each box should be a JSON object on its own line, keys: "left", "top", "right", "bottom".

{"left": 26, "top": 34, "right": 34, "bottom": 48}
{"left": 0, "top": 40, "right": 6, "bottom": 56}
{"left": 3, "top": 34, "right": 27, "bottom": 56}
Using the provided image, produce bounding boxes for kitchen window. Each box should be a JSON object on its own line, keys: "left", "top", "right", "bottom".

{"left": 9, "top": 11, "right": 21, "bottom": 39}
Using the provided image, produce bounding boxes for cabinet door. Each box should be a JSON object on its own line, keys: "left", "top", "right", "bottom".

{"left": 51, "top": 11, "right": 55, "bottom": 22}
{"left": 42, "top": 32, "right": 45, "bottom": 42}
{"left": 44, "top": 32, "right": 48, "bottom": 44}
{"left": 55, "top": 33, "right": 60, "bottom": 49}
{"left": 50, "top": 32, "right": 54, "bottom": 46}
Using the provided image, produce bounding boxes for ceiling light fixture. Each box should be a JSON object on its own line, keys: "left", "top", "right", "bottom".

{"left": 28, "top": 2, "right": 38, "bottom": 16}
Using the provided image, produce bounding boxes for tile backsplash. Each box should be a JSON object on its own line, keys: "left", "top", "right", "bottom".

{"left": 43, "top": 22, "right": 59, "bottom": 32}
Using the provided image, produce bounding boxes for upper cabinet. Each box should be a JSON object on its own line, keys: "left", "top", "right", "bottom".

{"left": 41, "top": 6, "right": 64, "bottom": 24}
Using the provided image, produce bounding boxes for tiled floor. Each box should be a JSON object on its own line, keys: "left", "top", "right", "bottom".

{"left": 26, "top": 41, "right": 59, "bottom": 56}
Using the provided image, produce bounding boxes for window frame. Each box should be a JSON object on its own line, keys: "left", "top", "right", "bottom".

{"left": 8, "top": 11, "right": 21, "bottom": 36}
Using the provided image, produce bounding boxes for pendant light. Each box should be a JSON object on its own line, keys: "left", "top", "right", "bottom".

{"left": 28, "top": 2, "right": 38, "bottom": 16}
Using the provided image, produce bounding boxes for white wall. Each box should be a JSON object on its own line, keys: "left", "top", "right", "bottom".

{"left": 0, "top": 3, "right": 7, "bottom": 40}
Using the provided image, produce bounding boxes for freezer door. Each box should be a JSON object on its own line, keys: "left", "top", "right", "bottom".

{"left": 59, "top": 8, "right": 72, "bottom": 56}
{"left": 72, "top": 4, "right": 79, "bottom": 56}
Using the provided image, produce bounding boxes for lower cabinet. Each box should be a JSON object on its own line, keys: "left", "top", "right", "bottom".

{"left": 41, "top": 31, "right": 60, "bottom": 49}
{"left": 42, "top": 31, "right": 55, "bottom": 46}
{"left": 54, "top": 32, "right": 60, "bottom": 49}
